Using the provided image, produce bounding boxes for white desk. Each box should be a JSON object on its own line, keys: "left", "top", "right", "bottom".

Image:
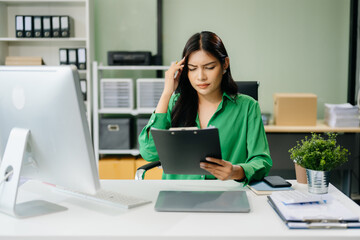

{"left": 1, "top": 180, "right": 360, "bottom": 240}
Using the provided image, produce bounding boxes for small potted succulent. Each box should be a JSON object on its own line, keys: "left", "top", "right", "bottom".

{"left": 289, "top": 132, "right": 350, "bottom": 194}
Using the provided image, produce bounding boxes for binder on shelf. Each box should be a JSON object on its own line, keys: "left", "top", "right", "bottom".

{"left": 267, "top": 194, "right": 360, "bottom": 229}
{"left": 67, "top": 49, "right": 78, "bottom": 67}
{"left": 59, "top": 48, "right": 68, "bottom": 65}
{"left": 33, "top": 16, "right": 42, "bottom": 38}
{"left": 79, "top": 79, "right": 87, "bottom": 101}
{"left": 60, "top": 16, "right": 70, "bottom": 37}
{"left": 77, "top": 48, "right": 87, "bottom": 70}
{"left": 15, "top": 15, "right": 24, "bottom": 38}
{"left": 80, "top": 79, "right": 87, "bottom": 101}
{"left": 24, "top": 16, "right": 33, "bottom": 38}
{"left": 42, "top": 16, "right": 52, "bottom": 38}
{"left": 52, "top": 16, "right": 60, "bottom": 37}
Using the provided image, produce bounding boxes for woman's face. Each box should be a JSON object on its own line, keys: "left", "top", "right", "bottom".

{"left": 187, "top": 50, "right": 225, "bottom": 98}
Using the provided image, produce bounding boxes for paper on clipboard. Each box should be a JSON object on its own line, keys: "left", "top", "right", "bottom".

{"left": 267, "top": 194, "right": 360, "bottom": 229}
{"left": 268, "top": 195, "right": 358, "bottom": 221}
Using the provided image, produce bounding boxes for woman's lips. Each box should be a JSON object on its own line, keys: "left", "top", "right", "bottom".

{"left": 197, "top": 84, "right": 210, "bottom": 89}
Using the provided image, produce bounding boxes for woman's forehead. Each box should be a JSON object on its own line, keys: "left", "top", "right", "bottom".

{"left": 188, "top": 50, "right": 219, "bottom": 65}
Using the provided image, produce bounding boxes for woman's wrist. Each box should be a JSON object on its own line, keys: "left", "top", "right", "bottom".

{"left": 155, "top": 91, "right": 173, "bottom": 113}
{"left": 161, "top": 90, "right": 173, "bottom": 99}
{"left": 232, "top": 165, "right": 245, "bottom": 181}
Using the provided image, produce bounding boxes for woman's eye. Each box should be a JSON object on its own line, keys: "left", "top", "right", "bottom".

{"left": 206, "top": 66, "right": 215, "bottom": 70}
{"left": 189, "top": 68, "right": 196, "bottom": 71}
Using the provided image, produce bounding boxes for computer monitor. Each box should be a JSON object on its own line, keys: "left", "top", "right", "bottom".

{"left": 0, "top": 66, "right": 100, "bottom": 218}
{"left": 236, "top": 81, "right": 259, "bottom": 100}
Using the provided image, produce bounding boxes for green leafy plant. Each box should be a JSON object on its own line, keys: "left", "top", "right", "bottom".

{"left": 289, "top": 132, "right": 350, "bottom": 171}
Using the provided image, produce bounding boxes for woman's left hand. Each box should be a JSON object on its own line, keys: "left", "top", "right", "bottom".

{"left": 200, "top": 157, "right": 245, "bottom": 181}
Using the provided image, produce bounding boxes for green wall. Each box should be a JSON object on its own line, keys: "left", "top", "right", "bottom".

{"left": 94, "top": 0, "right": 350, "bottom": 119}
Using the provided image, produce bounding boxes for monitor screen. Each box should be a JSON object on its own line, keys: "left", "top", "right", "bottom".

{"left": 0, "top": 66, "right": 100, "bottom": 218}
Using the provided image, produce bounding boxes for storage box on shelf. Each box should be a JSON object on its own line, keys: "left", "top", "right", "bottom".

{"left": 92, "top": 62, "right": 169, "bottom": 162}
{"left": 0, "top": 0, "right": 94, "bottom": 125}
{"left": 136, "top": 78, "right": 164, "bottom": 112}
{"left": 136, "top": 118, "right": 149, "bottom": 149}
{"left": 100, "top": 78, "right": 134, "bottom": 111}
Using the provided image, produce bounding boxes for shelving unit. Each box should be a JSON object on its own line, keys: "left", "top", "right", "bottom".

{"left": 92, "top": 61, "right": 169, "bottom": 162}
{"left": 0, "top": 0, "right": 94, "bottom": 125}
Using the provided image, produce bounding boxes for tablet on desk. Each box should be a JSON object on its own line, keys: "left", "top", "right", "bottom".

{"left": 155, "top": 191, "right": 250, "bottom": 213}
{"left": 151, "top": 127, "right": 222, "bottom": 175}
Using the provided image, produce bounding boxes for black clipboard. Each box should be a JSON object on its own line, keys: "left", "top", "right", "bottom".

{"left": 151, "top": 127, "right": 222, "bottom": 175}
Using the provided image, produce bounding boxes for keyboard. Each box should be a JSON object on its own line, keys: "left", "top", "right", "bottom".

{"left": 55, "top": 187, "right": 151, "bottom": 209}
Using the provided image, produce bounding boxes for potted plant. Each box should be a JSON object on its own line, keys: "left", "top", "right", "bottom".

{"left": 289, "top": 132, "right": 350, "bottom": 194}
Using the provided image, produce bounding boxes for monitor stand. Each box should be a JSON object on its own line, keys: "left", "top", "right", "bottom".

{"left": 0, "top": 128, "right": 67, "bottom": 218}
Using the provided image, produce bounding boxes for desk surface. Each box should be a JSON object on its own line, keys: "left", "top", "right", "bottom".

{"left": 2, "top": 180, "right": 360, "bottom": 240}
{"left": 264, "top": 120, "right": 360, "bottom": 133}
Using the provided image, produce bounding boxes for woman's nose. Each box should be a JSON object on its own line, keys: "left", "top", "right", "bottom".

{"left": 197, "top": 69, "right": 206, "bottom": 81}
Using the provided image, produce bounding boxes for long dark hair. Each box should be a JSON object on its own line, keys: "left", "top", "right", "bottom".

{"left": 171, "top": 31, "right": 238, "bottom": 127}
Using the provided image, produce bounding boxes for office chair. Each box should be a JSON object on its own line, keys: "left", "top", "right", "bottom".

{"left": 236, "top": 81, "right": 259, "bottom": 101}
{"left": 135, "top": 81, "right": 260, "bottom": 180}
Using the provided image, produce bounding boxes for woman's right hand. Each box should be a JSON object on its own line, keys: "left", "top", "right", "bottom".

{"left": 163, "top": 57, "right": 185, "bottom": 96}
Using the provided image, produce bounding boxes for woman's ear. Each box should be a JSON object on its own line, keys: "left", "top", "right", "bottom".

{"left": 223, "top": 57, "right": 229, "bottom": 74}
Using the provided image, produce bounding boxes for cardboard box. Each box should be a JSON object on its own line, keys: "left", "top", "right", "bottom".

{"left": 273, "top": 93, "right": 317, "bottom": 126}
{"left": 99, "top": 157, "right": 135, "bottom": 179}
{"left": 135, "top": 159, "right": 163, "bottom": 180}
{"left": 5, "top": 56, "right": 44, "bottom": 65}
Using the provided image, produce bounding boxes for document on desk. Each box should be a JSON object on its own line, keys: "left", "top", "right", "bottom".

{"left": 267, "top": 192, "right": 360, "bottom": 229}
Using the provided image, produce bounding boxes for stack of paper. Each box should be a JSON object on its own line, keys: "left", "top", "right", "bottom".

{"left": 268, "top": 191, "right": 360, "bottom": 229}
{"left": 324, "top": 103, "right": 359, "bottom": 127}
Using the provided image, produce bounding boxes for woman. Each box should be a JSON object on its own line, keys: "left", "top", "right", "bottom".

{"left": 138, "top": 31, "right": 272, "bottom": 183}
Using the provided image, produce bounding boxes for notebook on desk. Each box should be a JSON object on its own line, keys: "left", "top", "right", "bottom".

{"left": 155, "top": 190, "right": 250, "bottom": 213}
{"left": 248, "top": 180, "right": 293, "bottom": 195}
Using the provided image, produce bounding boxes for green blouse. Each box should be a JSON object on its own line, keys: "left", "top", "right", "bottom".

{"left": 138, "top": 92, "right": 272, "bottom": 184}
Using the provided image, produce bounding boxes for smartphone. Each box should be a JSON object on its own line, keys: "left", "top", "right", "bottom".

{"left": 263, "top": 176, "right": 292, "bottom": 188}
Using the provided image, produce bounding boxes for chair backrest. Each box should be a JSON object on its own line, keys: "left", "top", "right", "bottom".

{"left": 235, "top": 81, "right": 259, "bottom": 100}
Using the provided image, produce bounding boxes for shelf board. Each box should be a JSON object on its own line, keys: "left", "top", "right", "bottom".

{"left": 0, "top": 0, "right": 86, "bottom": 5}
{"left": 99, "top": 149, "right": 140, "bottom": 156}
{"left": 0, "top": 37, "right": 87, "bottom": 43}
{"left": 98, "top": 66, "right": 169, "bottom": 71}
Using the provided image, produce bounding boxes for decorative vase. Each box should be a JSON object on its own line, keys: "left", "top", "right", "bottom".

{"left": 306, "top": 169, "right": 330, "bottom": 194}
{"left": 294, "top": 163, "right": 307, "bottom": 184}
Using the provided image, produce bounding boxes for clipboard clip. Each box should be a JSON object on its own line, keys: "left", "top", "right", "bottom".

{"left": 303, "top": 218, "right": 348, "bottom": 229}
{"left": 303, "top": 218, "right": 343, "bottom": 223}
